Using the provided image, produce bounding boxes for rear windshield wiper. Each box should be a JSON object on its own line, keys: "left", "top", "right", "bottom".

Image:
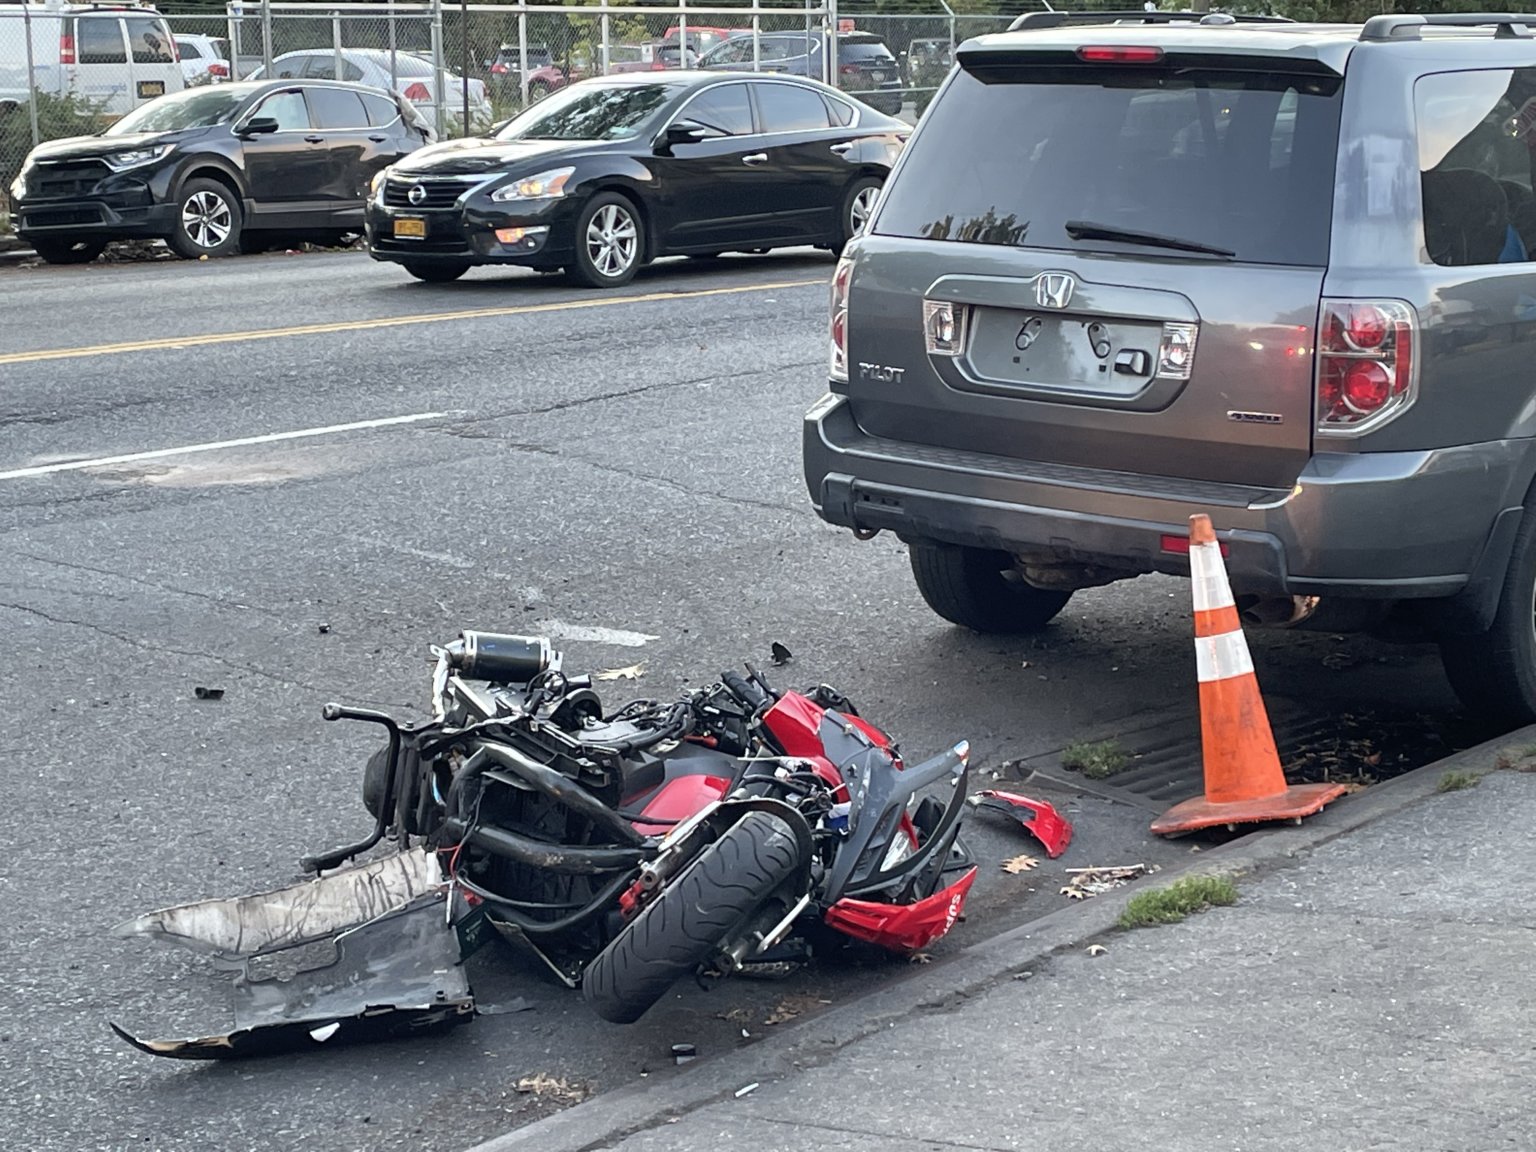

{"left": 1065, "top": 220, "right": 1235, "bottom": 259}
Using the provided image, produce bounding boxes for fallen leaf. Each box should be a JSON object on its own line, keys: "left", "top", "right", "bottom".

{"left": 595, "top": 662, "right": 646, "bottom": 681}
{"left": 909, "top": 952, "right": 933, "bottom": 964}
{"left": 770, "top": 641, "right": 793, "bottom": 665}
{"left": 1364, "top": 752, "right": 1383, "bottom": 767}
{"left": 1086, "top": 944, "right": 1108, "bottom": 957}
{"left": 716, "top": 1008, "right": 752, "bottom": 1024}
{"left": 1338, "top": 782, "right": 1370, "bottom": 794}
{"left": 514, "top": 1074, "right": 590, "bottom": 1105}
{"left": 1001, "top": 854, "right": 1040, "bottom": 874}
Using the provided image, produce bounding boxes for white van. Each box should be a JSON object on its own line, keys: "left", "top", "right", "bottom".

{"left": 0, "top": 3, "right": 184, "bottom": 119}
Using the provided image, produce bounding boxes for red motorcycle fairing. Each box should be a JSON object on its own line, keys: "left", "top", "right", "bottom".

{"left": 628, "top": 774, "right": 730, "bottom": 836}
{"left": 762, "top": 693, "right": 895, "bottom": 759}
{"left": 823, "top": 865, "right": 978, "bottom": 954}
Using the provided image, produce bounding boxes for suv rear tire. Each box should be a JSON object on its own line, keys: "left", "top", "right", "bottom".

{"left": 909, "top": 541, "right": 1072, "bottom": 634}
{"left": 1439, "top": 503, "right": 1536, "bottom": 726}
{"left": 169, "top": 178, "right": 242, "bottom": 259}
{"left": 31, "top": 237, "right": 107, "bottom": 265}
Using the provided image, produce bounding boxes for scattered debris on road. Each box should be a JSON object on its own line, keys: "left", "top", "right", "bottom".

{"left": 1001, "top": 854, "right": 1040, "bottom": 874}
{"left": 594, "top": 662, "right": 646, "bottom": 681}
{"left": 1085, "top": 944, "right": 1108, "bottom": 957}
{"left": 1059, "top": 864, "right": 1151, "bottom": 901}
{"left": 734, "top": 1083, "right": 760, "bottom": 1098}
{"left": 1060, "top": 738, "right": 1131, "bottom": 780}
{"left": 770, "top": 641, "right": 793, "bottom": 665}
{"left": 192, "top": 686, "right": 224, "bottom": 701}
{"left": 515, "top": 1074, "right": 590, "bottom": 1105}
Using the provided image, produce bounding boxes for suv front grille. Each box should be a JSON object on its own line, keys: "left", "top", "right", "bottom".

{"left": 23, "top": 205, "right": 106, "bottom": 228}
{"left": 383, "top": 176, "right": 474, "bottom": 210}
{"left": 30, "top": 159, "right": 110, "bottom": 200}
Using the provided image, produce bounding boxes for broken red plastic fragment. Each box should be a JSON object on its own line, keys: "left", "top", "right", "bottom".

{"left": 969, "top": 791, "right": 1074, "bottom": 858}
{"left": 823, "top": 866, "right": 977, "bottom": 954}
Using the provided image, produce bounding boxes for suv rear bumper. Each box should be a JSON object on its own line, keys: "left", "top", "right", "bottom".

{"left": 804, "top": 393, "right": 1528, "bottom": 605}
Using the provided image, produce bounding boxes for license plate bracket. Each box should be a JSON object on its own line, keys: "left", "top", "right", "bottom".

{"left": 393, "top": 217, "right": 427, "bottom": 239}
{"left": 966, "top": 307, "right": 1159, "bottom": 398}
{"left": 137, "top": 80, "right": 166, "bottom": 99}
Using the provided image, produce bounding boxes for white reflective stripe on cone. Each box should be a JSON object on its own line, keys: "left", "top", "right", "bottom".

{"left": 1190, "top": 541, "right": 1235, "bottom": 612}
{"left": 1194, "top": 630, "right": 1255, "bottom": 683}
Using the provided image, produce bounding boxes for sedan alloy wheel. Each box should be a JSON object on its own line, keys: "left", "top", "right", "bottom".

{"left": 569, "top": 192, "right": 644, "bottom": 288}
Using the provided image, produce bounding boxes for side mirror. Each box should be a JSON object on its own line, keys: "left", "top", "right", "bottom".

{"left": 656, "top": 120, "right": 708, "bottom": 152}
{"left": 238, "top": 116, "right": 280, "bottom": 136}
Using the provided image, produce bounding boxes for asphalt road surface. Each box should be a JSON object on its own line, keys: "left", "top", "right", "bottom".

{"left": 0, "top": 250, "right": 1482, "bottom": 1152}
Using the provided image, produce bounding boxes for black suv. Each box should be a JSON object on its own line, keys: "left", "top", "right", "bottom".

{"left": 10, "top": 80, "right": 430, "bottom": 263}
{"left": 806, "top": 11, "right": 1536, "bottom": 724}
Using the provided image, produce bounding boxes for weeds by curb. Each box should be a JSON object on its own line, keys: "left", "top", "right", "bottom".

{"left": 1436, "top": 770, "right": 1480, "bottom": 793}
{"left": 1117, "top": 875, "right": 1238, "bottom": 929}
{"left": 1061, "top": 739, "right": 1131, "bottom": 780}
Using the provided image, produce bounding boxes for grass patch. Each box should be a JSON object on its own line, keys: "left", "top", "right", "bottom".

{"left": 1060, "top": 738, "right": 1131, "bottom": 780}
{"left": 1436, "top": 770, "right": 1480, "bottom": 793}
{"left": 1117, "top": 874, "right": 1238, "bottom": 929}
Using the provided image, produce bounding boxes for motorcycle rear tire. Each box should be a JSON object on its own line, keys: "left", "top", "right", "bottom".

{"left": 582, "top": 811, "right": 800, "bottom": 1024}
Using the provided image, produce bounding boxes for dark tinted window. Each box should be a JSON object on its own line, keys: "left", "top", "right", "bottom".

{"left": 254, "top": 90, "right": 311, "bottom": 131}
{"left": 876, "top": 65, "right": 1342, "bottom": 266}
{"left": 839, "top": 39, "right": 894, "bottom": 62}
{"left": 306, "top": 56, "right": 365, "bottom": 82}
{"left": 823, "top": 93, "right": 854, "bottom": 127}
{"left": 126, "top": 17, "right": 174, "bottom": 63}
{"left": 75, "top": 17, "right": 126, "bottom": 65}
{"left": 177, "top": 39, "right": 203, "bottom": 60}
{"left": 754, "top": 81, "right": 831, "bottom": 132}
{"left": 308, "top": 86, "right": 370, "bottom": 129}
{"left": 683, "top": 84, "right": 753, "bottom": 136}
{"left": 361, "top": 91, "right": 401, "bottom": 127}
{"left": 1416, "top": 68, "right": 1536, "bottom": 267}
{"left": 272, "top": 55, "right": 307, "bottom": 80}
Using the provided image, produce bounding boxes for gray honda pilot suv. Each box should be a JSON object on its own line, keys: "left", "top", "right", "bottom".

{"left": 805, "top": 10, "right": 1536, "bottom": 724}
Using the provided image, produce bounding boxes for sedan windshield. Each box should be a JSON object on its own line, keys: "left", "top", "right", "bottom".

{"left": 498, "top": 83, "right": 676, "bottom": 141}
{"left": 106, "top": 88, "right": 245, "bottom": 135}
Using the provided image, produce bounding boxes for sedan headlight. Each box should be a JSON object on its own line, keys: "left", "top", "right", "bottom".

{"left": 370, "top": 169, "right": 390, "bottom": 197}
{"left": 490, "top": 166, "right": 574, "bottom": 203}
{"left": 101, "top": 144, "right": 173, "bottom": 172}
{"left": 8, "top": 173, "right": 24, "bottom": 201}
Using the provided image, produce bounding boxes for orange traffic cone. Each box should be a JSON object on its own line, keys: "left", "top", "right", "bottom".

{"left": 1151, "top": 514, "right": 1348, "bottom": 836}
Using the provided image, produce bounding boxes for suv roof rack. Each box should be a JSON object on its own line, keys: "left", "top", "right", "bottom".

{"left": 1007, "top": 10, "right": 1296, "bottom": 32}
{"left": 1359, "top": 13, "right": 1536, "bottom": 41}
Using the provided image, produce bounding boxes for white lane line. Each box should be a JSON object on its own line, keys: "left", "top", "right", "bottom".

{"left": 0, "top": 411, "right": 451, "bottom": 481}
{"left": 535, "top": 619, "right": 660, "bottom": 648}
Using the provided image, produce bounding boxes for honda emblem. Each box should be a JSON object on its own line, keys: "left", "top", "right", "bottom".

{"left": 1035, "top": 272, "right": 1076, "bottom": 310}
{"left": 408, "top": 184, "right": 427, "bottom": 206}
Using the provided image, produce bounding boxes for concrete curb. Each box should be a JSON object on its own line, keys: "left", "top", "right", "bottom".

{"left": 462, "top": 724, "right": 1536, "bottom": 1152}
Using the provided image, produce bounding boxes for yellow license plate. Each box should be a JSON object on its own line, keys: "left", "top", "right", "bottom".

{"left": 393, "top": 217, "right": 427, "bottom": 239}
{"left": 137, "top": 80, "right": 166, "bottom": 99}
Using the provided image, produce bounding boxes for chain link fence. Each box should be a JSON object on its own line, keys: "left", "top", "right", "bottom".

{"left": 2, "top": 0, "right": 1092, "bottom": 219}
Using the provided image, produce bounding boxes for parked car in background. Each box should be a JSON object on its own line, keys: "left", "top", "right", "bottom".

{"left": 248, "top": 49, "right": 491, "bottom": 132}
{"left": 365, "top": 72, "right": 906, "bottom": 287}
{"left": 173, "top": 34, "right": 230, "bottom": 86}
{"left": 10, "top": 79, "right": 431, "bottom": 263}
{"left": 902, "top": 37, "right": 952, "bottom": 88}
{"left": 607, "top": 42, "right": 700, "bottom": 74}
{"left": 662, "top": 26, "right": 751, "bottom": 57}
{"left": 699, "top": 32, "right": 903, "bottom": 115}
{"left": 0, "top": 3, "right": 183, "bottom": 119}
{"left": 486, "top": 40, "right": 552, "bottom": 92}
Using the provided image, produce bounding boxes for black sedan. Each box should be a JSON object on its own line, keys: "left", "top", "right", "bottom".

{"left": 10, "top": 80, "right": 432, "bottom": 265}
{"left": 365, "top": 72, "right": 908, "bottom": 287}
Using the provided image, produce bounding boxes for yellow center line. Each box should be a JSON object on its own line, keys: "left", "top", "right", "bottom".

{"left": 0, "top": 278, "right": 825, "bottom": 367}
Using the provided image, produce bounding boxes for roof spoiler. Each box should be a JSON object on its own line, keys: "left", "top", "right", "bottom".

{"left": 1007, "top": 10, "right": 1295, "bottom": 32}
{"left": 1359, "top": 13, "right": 1536, "bottom": 41}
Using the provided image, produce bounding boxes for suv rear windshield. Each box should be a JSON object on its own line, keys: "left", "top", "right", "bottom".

{"left": 875, "top": 62, "right": 1343, "bottom": 266}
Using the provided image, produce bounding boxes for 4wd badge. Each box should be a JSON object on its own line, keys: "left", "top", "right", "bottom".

{"left": 1035, "top": 272, "right": 1076, "bottom": 310}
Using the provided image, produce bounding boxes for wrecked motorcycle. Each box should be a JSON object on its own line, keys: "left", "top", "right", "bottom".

{"left": 113, "top": 631, "right": 977, "bottom": 1057}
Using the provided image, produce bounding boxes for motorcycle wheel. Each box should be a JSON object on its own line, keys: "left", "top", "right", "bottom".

{"left": 582, "top": 811, "right": 801, "bottom": 1024}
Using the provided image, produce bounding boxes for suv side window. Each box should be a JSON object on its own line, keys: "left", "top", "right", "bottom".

{"left": 360, "top": 91, "right": 401, "bottom": 127}
{"left": 1417, "top": 69, "right": 1536, "bottom": 267}
{"left": 125, "top": 17, "right": 174, "bottom": 63}
{"left": 307, "top": 86, "right": 370, "bottom": 129}
{"left": 75, "top": 17, "right": 127, "bottom": 65}
{"left": 253, "top": 89, "right": 311, "bottom": 131}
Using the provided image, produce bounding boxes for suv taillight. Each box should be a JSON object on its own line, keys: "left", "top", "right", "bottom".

{"left": 1316, "top": 299, "right": 1417, "bottom": 435}
{"left": 403, "top": 82, "right": 431, "bottom": 101}
{"left": 59, "top": 31, "right": 75, "bottom": 65}
{"left": 830, "top": 256, "right": 853, "bottom": 383}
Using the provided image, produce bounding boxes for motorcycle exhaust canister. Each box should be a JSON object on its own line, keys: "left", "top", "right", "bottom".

{"left": 451, "top": 631, "right": 561, "bottom": 683}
